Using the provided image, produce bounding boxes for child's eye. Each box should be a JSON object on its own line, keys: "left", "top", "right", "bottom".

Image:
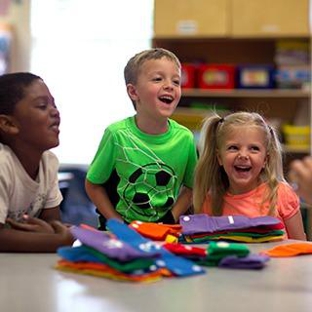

{"left": 227, "top": 145, "right": 238, "bottom": 151}
{"left": 37, "top": 102, "right": 48, "bottom": 110}
{"left": 250, "top": 146, "right": 260, "bottom": 152}
{"left": 36, "top": 97, "right": 56, "bottom": 110}
{"left": 152, "top": 77, "right": 162, "bottom": 82}
{"left": 173, "top": 79, "right": 181, "bottom": 86}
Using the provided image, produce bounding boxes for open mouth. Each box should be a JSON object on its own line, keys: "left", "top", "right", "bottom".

{"left": 234, "top": 165, "right": 251, "bottom": 172}
{"left": 50, "top": 120, "right": 60, "bottom": 132}
{"left": 159, "top": 95, "right": 174, "bottom": 104}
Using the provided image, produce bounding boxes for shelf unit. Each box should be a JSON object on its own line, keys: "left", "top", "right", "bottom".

{"left": 153, "top": 0, "right": 312, "bottom": 239}
{"left": 153, "top": 0, "right": 311, "bottom": 155}
{"left": 152, "top": 37, "right": 311, "bottom": 157}
{"left": 181, "top": 89, "right": 310, "bottom": 99}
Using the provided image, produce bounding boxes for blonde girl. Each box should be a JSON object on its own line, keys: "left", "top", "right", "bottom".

{"left": 193, "top": 111, "right": 306, "bottom": 240}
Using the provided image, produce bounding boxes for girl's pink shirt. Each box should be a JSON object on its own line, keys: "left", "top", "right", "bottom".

{"left": 202, "top": 182, "right": 300, "bottom": 228}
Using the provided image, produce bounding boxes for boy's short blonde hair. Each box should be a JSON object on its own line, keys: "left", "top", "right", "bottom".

{"left": 124, "top": 48, "right": 181, "bottom": 86}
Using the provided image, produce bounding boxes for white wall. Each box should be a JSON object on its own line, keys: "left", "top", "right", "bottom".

{"left": 30, "top": 0, "right": 154, "bottom": 165}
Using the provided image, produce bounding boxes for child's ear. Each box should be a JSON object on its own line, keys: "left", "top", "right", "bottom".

{"left": 126, "top": 83, "right": 138, "bottom": 101}
{"left": 0, "top": 115, "right": 19, "bottom": 135}
{"left": 216, "top": 150, "right": 223, "bottom": 166}
{"left": 263, "top": 154, "right": 269, "bottom": 168}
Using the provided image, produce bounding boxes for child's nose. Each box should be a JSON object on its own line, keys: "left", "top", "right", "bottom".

{"left": 50, "top": 106, "right": 60, "bottom": 117}
{"left": 163, "top": 80, "right": 174, "bottom": 90}
{"left": 238, "top": 151, "right": 249, "bottom": 159}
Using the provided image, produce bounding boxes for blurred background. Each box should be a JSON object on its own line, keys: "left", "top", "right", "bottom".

{"left": 0, "top": 0, "right": 311, "bottom": 236}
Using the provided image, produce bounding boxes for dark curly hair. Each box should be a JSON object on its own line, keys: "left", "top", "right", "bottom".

{"left": 0, "top": 72, "right": 42, "bottom": 115}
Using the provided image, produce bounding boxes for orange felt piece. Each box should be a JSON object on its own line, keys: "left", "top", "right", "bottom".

{"left": 261, "top": 242, "right": 312, "bottom": 257}
{"left": 55, "top": 259, "right": 169, "bottom": 282}
{"left": 129, "top": 221, "right": 182, "bottom": 240}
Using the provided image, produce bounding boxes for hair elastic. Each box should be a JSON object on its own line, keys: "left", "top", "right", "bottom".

{"left": 268, "top": 125, "right": 274, "bottom": 136}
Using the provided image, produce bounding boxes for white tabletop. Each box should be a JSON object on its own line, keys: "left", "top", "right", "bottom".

{"left": 1, "top": 240, "right": 312, "bottom": 312}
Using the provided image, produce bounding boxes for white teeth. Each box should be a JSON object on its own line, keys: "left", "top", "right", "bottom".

{"left": 159, "top": 96, "right": 174, "bottom": 104}
{"left": 160, "top": 95, "right": 173, "bottom": 100}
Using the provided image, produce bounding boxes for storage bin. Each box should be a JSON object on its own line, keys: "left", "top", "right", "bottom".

{"left": 275, "top": 65, "right": 310, "bottom": 89}
{"left": 198, "top": 64, "right": 235, "bottom": 89}
{"left": 236, "top": 65, "right": 275, "bottom": 89}
{"left": 181, "top": 63, "right": 197, "bottom": 89}
{"left": 282, "top": 124, "right": 310, "bottom": 148}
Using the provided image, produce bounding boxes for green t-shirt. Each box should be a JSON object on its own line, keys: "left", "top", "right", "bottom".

{"left": 87, "top": 116, "right": 198, "bottom": 224}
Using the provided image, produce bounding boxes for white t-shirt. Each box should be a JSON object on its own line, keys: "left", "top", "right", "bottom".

{"left": 0, "top": 144, "right": 63, "bottom": 223}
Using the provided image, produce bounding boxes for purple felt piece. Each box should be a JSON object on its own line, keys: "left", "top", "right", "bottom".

{"left": 218, "top": 254, "right": 270, "bottom": 269}
{"left": 70, "top": 226, "right": 160, "bottom": 262}
{"left": 180, "top": 214, "right": 281, "bottom": 235}
{"left": 107, "top": 219, "right": 206, "bottom": 277}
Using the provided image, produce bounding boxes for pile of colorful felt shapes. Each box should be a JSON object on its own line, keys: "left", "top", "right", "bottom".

{"left": 178, "top": 214, "right": 286, "bottom": 243}
{"left": 55, "top": 219, "right": 270, "bottom": 283}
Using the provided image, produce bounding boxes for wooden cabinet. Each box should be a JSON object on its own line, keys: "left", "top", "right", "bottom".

{"left": 154, "top": 0, "right": 229, "bottom": 37}
{"left": 231, "top": 0, "right": 310, "bottom": 37}
{"left": 154, "top": 0, "right": 310, "bottom": 38}
{"left": 153, "top": 0, "right": 311, "bottom": 155}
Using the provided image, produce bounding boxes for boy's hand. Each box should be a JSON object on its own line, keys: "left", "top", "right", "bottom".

{"left": 6, "top": 215, "right": 55, "bottom": 234}
{"left": 50, "top": 221, "right": 75, "bottom": 245}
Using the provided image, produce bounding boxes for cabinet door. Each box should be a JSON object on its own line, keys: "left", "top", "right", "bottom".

{"left": 154, "top": 0, "right": 229, "bottom": 37}
{"left": 231, "top": 0, "right": 310, "bottom": 37}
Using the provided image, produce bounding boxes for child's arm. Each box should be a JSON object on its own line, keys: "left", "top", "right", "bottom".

{"left": 6, "top": 216, "right": 54, "bottom": 233}
{"left": 6, "top": 207, "right": 63, "bottom": 234}
{"left": 39, "top": 206, "right": 62, "bottom": 222}
{"left": 284, "top": 210, "right": 307, "bottom": 241}
{"left": 171, "top": 186, "right": 193, "bottom": 222}
{"left": 289, "top": 157, "right": 312, "bottom": 205}
{"left": 0, "top": 221, "right": 74, "bottom": 252}
{"left": 85, "top": 179, "right": 123, "bottom": 222}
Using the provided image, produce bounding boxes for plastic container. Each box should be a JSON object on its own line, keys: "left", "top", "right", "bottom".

{"left": 282, "top": 124, "right": 310, "bottom": 148}
{"left": 236, "top": 65, "right": 275, "bottom": 89}
{"left": 198, "top": 64, "right": 235, "bottom": 89}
